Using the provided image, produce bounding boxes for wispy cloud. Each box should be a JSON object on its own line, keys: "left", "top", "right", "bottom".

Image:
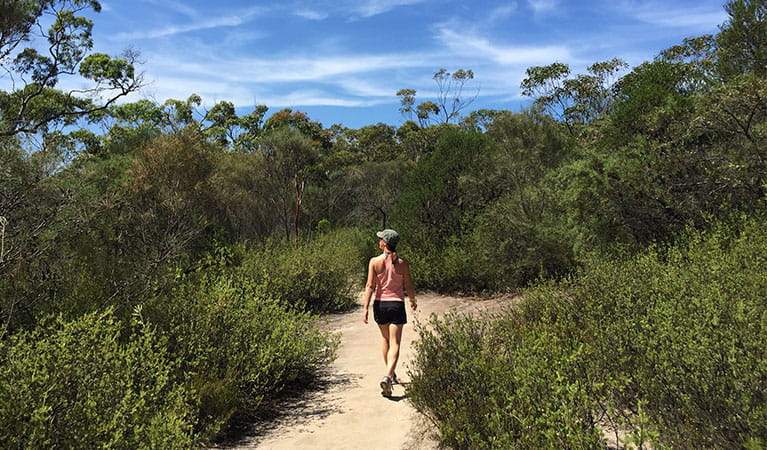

{"left": 353, "top": 0, "right": 429, "bottom": 17}
{"left": 622, "top": 2, "right": 726, "bottom": 29}
{"left": 294, "top": 9, "right": 329, "bottom": 20}
{"left": 528, "top": 0, "right": 559, "bottom": 13}
{"left": 115, "top": 6, "right": 265, "bottom": 40}
{"left": 436, "top": 25, "right": 573, "bottom": 65}
{"left": 139, "top": 0, "right": 199, "bottom": 18}
{"left": 264, "top": 90, "right": 392, "bottom": 107}
{"left": 334, "top": 77, "right": 399, "bottom": 98}
{"left": 147, "top": 51, "right": 438, "bottom": 84}
{"left": 132, "top": 47, "right": 439, "bottom": 108}
{"left": 488, "top": 2, "right": 519, "bottom": 22}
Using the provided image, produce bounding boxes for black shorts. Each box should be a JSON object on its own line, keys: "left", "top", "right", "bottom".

{"left": 373, "top": 300, "right": 407, "bottom": 325}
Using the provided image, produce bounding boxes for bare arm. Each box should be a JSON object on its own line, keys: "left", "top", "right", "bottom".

{"left": 402, "top": 261, "right": 417, "bottom": 311}
{"left": 361, "top": 259, "right": 377, "bottom": 323}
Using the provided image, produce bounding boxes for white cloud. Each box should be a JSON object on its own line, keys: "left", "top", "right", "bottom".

{"left": 262, "top": 90, "right": 391, "bottom": 107}
{"left": 528, "top": 0, "right": 559, "bottom": 13}
{"left": 436, "top": 26, "right": 573, "bottom": 66}
{"left": 294, "top": 9, "right": 329, "bottom": 20}
{"left": 130, "top": 48, "right": 439, "bottom": 108}
{"left": 139, "top": 0, "right": 199, "bottom": 18}
{"left": 624, "top": 2, "right": 726, "bottom": 29}
{"left": 147, "top": 52, "right": 438, "bottom": 84}
{"left": 114, "top": 6, "right": 265, "bottom": 40}
{"left": 488, "top": 3, "right": 519, "bottom": 22}
{"left": 334, "top": 77, "right": 399, "bottom": 98}
{"left": 353, "top": 0, "right": 428, "bottom": 17}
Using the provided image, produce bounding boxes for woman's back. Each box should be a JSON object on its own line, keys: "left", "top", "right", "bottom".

{"left": 374, "top": 253, "right": 405, "bottom": 301}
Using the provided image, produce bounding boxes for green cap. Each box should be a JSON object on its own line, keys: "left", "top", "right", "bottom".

{"left": 376, "top": 229, "right": 400, "bottom": 250}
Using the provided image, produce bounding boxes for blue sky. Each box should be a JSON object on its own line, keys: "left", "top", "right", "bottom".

{"left": 84, "top": 0, "right": 728, "bottom": 127}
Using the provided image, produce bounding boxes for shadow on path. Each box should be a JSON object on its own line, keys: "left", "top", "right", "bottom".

{"left": 211, "top": 370, "right": 360, "bottom": 448}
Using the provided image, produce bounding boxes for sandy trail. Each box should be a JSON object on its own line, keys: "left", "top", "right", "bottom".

{"left": 221, "top": 293, "right": 509, "bottom": 450}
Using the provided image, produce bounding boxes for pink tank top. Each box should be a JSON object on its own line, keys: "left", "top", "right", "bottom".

{"left": 375, "top": 252, "right": 404, "bottom": 301}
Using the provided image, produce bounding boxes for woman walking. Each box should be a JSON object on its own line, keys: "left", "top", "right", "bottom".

{"left": 361, "top": 229, "right": 417, "bottom": 397}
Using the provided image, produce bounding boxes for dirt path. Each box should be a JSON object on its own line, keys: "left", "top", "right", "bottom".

{"left": 222, "top": 293, "right": 509, "bottom": 450}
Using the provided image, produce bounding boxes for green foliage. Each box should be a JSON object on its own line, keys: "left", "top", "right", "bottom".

{"left": 238, "top": 228, "right": 373, "bottom": 313}
{"left": 394, "top": 128, "right": 488, "bottom": 244}
{"left": 0, "top": 309, "right": 195, "bottom": 449}
{"left": 144, "top": 268, "right": 338, "bottom": 439}
{"left": 410, "top": 218, "right": 767, "bottom": 448}
{"left": 0, "top": 0, "right": 141, "bottom": 137}
{"left": 408, "top": 310, "right": 603, "bottom": 449}
{"left": 562, "top": 219, "right": 767, "bottom": 447}
{"left": 468, "top": 184, "right": 575, "bottom": 290}
{"left": 717, "top": 0, "right": 767, "bottom": 78}
{"left": 521, "top": 58, "right": 627, "bottom": 133}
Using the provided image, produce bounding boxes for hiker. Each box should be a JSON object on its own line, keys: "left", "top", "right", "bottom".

{"left": 361, "top": 229, "right": 417, "bottom": 397}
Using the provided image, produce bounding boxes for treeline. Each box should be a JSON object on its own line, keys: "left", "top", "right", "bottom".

{"left": 1, "top": 0, "right": 766, "bottom": 447}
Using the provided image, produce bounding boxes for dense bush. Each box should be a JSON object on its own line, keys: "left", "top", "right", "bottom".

{"left": 238, "top": 227, "right": 374, "bottom": 312}
{"left": 0, "top": 310, "right": 195, "bottom": 449}
{"left": 0, "top": 225, "right": 363, "bottom": 446}
{"left": 408, "top": 309, "right": 603, "bottom": 448}
{"left": 144, "top": 267, "right": 339, "bottom": 439}
{"left": 409, "top": 218, "right": 767, "bottom": 448}
{"left": 467, "top": 182, "right": 575, "bottom": 291}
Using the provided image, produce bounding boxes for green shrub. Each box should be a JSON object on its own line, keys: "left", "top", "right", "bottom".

{"left": 0, "top": 309, "right": 195, "bottom": 449}
{"left": 401, "top": 239, "right": 487, "bottom": 293}
{"left": 410, "top": 217, "right": 767, "bottom": 448}
{"left": 144, "top": 267, "right": 339, "bottom": 439}
{"left": 564, "top": 219, "right": 767, "bottom": 448}
{"left": 238, "top": 228, "right": 373, "bottom": 312}
{"left": 468, "top": 183, "right": 575, "bottom": 291}
{"left": 408, "top": 310, "right": 603, "bottom": 449}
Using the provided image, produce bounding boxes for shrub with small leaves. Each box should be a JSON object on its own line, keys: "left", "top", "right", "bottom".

{"left": 0, "top": 309, "right": 195, "bottom": 449}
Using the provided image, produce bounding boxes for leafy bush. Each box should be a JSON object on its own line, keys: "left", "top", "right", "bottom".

{"left": 562, "top": 218, "right": 767, "bottom": 448}
{"left": 145, "top": 255, "right": 341, "bottom": 439}
{"left": 409, "top": 218, "right": 767, "bottom": 448}
{"left": 408, "top": 310, "right": 603, "bottom": 449}
{"left": 468, "top": 183, "right": 575, "bottom": 291}
{"left": 400, "top": 239, "right": 486, "bottom": 293}
{"left": 0, "top": 309, "right": 194, "bottom": 449}
{"left": 238, "top": 228, "right": 374, "bottom": 312}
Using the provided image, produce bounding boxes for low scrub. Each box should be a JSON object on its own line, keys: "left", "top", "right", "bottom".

{"left": 0, "top": 230, "right": 354, "bottom": 446}
{"left": 238, "top": 228, "right": 374, "bottom": 312}
{"left": 408, "top": 218, "right": 767, "bottom": 448}
{"left": 144, "top": 266, "right": 339, "bottom": 440}
{"left": 0, "top": 310, "right": 195, "bottom": 449}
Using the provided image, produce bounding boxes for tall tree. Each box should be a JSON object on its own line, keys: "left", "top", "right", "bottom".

{"left": 521, "top": 58, "right": 627, "bottom": 134}
{"left": 717, "top": 0, "right": 767, "bottom": 79}
{"left": 397, "top": 68, "right": 477, "bottom": 126}
{"left": 0, "top": 0, "right": 142, "bottom": 137}
{"left": 258, "top": 127, "right": 319, "bottom": 239}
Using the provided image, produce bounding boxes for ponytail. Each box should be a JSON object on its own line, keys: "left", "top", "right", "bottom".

{"left": 386, "top": 243, "right": 398, "bottom": 266}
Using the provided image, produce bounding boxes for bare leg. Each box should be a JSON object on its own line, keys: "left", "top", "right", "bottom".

{"left": 386, "top": 324, "right": 404, "bottom": 378}
{"left": 378, "top": 324, "right": 390, "bottom": 368}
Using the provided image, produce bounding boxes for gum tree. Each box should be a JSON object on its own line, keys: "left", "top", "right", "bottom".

{"left": 0, "top": 0, "right": 142, "bottom": 137}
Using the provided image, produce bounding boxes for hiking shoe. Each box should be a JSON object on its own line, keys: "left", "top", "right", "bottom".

{"left": 380, "top": 376, "right": 392, "bottom": 397}
{"left": 391, "top": 372, "right": 399, "bottom": 385}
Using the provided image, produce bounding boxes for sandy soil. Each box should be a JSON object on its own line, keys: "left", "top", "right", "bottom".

{"left": 218, "top": 292, "right": 512, "bottom": 450}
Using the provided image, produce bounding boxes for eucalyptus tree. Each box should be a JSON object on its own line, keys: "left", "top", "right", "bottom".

{"left": 520, "top": 58, "right": 628, "bottom": 135}
{"left": 397, "top": 68, "right": 477, "bottom": 126}
{"left": 0, "top": 0, "right": 142, "bottom": 137}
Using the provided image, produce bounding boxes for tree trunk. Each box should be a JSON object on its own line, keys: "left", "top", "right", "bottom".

{"left": 294, "top": 177, "right": 305, "bottom": 239}
{"left": 376, "top": 206, "right": 387, "bottom": 230}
